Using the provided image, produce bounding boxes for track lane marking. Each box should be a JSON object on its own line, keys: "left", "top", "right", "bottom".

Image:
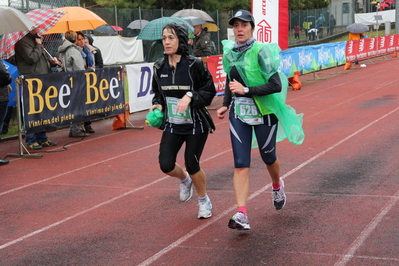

{"left": 0, "top": 149, "right": 232, "bottom": 250}
{"left": 334, "top": 191, "right": 399, "bottom": 266}
{"left": 138, "top": 107, "right": 399, "bottom": 265}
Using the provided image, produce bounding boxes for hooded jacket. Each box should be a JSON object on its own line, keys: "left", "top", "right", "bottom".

{"left": 151, "top": 22, "right": 216, "bottom": 133}
{"left": 57, "top": 39, "right": 85, "bottom": 72}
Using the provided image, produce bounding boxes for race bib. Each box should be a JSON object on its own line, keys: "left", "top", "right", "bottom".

{"left": 235, "top": 97, "right": 263, "bottom": 125}
{"left": 166, "top": 97, "right": 193, "bottom": 124}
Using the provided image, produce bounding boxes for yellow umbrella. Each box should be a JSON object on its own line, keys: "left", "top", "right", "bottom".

{"left": 45, "top": 6, "right": 107, "bottom": 34}
{"left": 203, "top": 23, "right": 219, "bottom": 32}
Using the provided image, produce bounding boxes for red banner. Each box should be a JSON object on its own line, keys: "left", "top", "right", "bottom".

{"left": 346, "top": 34, "right": 399, "bottom": 62}
{"left": 206, "top": 55, "right": 226, "bottom": 95}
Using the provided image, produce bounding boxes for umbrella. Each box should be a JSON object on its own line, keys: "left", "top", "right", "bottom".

{"left": 112, "top": 25, "right": 123, "bottom": 31}
{"left": 0, "top": 9, "right": 65, "bottom": 60}
{"left": 346, "top": 23, "right": 369, "bottom": 34}
{"left": 384, "top": 0, "right": 395, "bottom": 4}
{"left": 303, "top": 16, "right": 316, "bottom": 22}
{"left": 379, "top": 2, "right": 390, "bottom": 6}
{"left": 180, "top": 16, "right": 206, "bottom": 26}
{"left": 45, "top": 6, "right": 107, "bottom": 34}
{"left": 203, "top": 23, "right": 219, "bottom": 32}
{"left": 137, "top": 17, "right": 194, "bottom": 41}
{"left": 27, "top": 9, "right": 66, "bottom": 35}
{"left": 0, "top": 6, "right": 36, "bottom": 35}
{"left": 93, "top": 24, "right": 117, "bottom": 35}
{"left": 127, "top": 19, "right": 150, "bottom": 30}
{"left": 172, "top": 9, "right": 214, "bottom": 22}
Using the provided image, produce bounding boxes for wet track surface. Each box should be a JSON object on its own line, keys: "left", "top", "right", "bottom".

{"left": 1, "top": 56, "right": 399, "bottom": 265}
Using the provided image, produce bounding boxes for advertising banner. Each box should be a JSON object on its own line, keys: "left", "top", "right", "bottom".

{"left": 22, "top": 67, "right": 125, "bottom": 134}
{"left": 125, "top": 63, "right": 154, "bottom": 113}
{"left": 252, "top": 0, "right": 289, "bottom": 49}
{"left": 206, "top": 55, "right": 226, "bottom": 95}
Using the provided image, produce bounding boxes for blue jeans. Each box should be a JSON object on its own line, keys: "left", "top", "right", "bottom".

{"left": 25, "top": 131, "right": 48, "bottom": 146}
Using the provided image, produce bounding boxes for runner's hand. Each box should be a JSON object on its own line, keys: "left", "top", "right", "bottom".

{"left": 217, "top": 106, "right": 228, "bottom": 119}
{"left": 176, "top": 95, "right": 191, "bottom": 113}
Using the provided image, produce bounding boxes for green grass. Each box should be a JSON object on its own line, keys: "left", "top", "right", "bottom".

{"left": 0, "top": 124, "right": 19, "bottom": 139}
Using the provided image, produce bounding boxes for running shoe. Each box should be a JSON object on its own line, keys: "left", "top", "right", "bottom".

{"left": 228, "top": 212, "right": 250, "bottom": 230}
{"left": 198, "top": 196, "right": 212, "bottom": 219}
{"left": 179, "top": 176, "right": 193, "bottom": 202}
{"left": 272, "top": 179, "right": 286, "bottom": 210}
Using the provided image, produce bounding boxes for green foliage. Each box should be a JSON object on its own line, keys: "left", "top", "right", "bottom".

{"left": 289, "top": 0, "right": 329, "bottom": 10}
{"left": 85, "top": 0, "right": 250, "bottom": 10}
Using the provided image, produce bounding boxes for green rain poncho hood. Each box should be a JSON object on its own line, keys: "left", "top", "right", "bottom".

{"left": 222, "top": 39, "right": 305, "bottom": 145}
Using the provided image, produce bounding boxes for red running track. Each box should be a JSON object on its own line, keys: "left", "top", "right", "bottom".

{"left": 1, "top": 55, "right": 399, "bottom": 265}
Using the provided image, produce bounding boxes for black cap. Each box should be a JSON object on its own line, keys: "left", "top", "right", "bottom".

{"left": 229, "top": 10, "right": 255, "bottom": 26}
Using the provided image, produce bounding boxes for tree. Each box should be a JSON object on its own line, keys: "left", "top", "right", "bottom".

{"left": 289, "top": 0, "right": 329, "bottom": 10}
{"left": 85, "top": 0, "right": 250, "bottom": 10}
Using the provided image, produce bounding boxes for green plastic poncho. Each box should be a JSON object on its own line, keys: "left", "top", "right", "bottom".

{"left": 222, "top": 40, "right": 305, "bottom": 145}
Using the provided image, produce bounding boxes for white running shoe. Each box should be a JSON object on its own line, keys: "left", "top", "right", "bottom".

{"left": 228, "top": 212, "right": 250, "bottom": 230}
{"left": 179, "top": 177, "right": 193, "bottom": 202}
{"left": 272, "top": 179, "right": 286, "bottom": 210}
{"left": 198, "top": 196, "right": 212, "bottom": 219}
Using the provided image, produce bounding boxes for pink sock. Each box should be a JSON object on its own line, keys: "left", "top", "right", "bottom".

{"left": 272, "top": 181, "right": 281, "bottom": 190}
{"left": 237, "top": 206, "right": 247, "bottom": 216}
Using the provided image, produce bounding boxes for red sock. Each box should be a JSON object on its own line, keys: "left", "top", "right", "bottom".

{"left": 237, "top": 206, "right": 247, "bottom": 216}
{"left": 272, "top": 181, "right": 281, "bottom": 190}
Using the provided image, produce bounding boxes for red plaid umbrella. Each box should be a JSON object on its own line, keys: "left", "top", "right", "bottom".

{"left": 0, "top": 9, "right": 65, "bottom": 60}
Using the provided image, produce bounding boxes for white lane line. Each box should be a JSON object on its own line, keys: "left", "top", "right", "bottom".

{"left": 0, "top": 142, "right": 159, "bottom": 196}
{"left": 138, "top": 106, "right": 399, "bottom": 266}
{"left": 334, "top": 192, "right": 399, "bottom": 266}
{"left": 2, "top": 107, "right": 399, "bottom": 261}
{"left": 0, "top": 149, "right": 232, "bottom": 250}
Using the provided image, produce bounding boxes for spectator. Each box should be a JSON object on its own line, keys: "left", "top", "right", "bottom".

{"left": 85, "top": 35, "right": 104, "bottom": 68}
{"left": 308, "top": 28, "right": 318, "bottom": 41}
{"left": 294, "top": 25, "right": 301, "bottom": 41}
{"left": 329, "top": 14, "right": 336, "bottom": 35}
{"left": 57, "top": 30, "right": 89, "bottom": 138}
{"left": 76, "top": 31, "right": 94, "bottom": 70}
{"left": 317, "top": 14, "right": 325, "bottom": 38}
{"left": 147, "top": 40, "right": 164, "bottom": 62}
{"left": 192, "top": 24, "right": 212, "bottom": 57}
{"left": 0, "top": 61, "right": 12, "bottom": 165}
{"left": 302, "top": 21, "right": 312, "bottom": 39}
{"left": 14, "top": 27, "right": 59, "bottom": 150}
{"left": 349, "top": 32, "right": 365, "bottom": 64}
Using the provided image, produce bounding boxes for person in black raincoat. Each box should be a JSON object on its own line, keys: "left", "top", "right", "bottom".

{"left": 150, "top": 22, "right": 216, "bottom": 219}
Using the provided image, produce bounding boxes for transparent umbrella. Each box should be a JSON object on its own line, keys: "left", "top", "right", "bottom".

{"left": 127, "top": 20, "right": 149, "bottom": 30}
{"left": 0, "top": 6, "right": 35, "bottom": 35}
{"left": 171, "top": 9, "right": 214, "bottom": 22}
{"left": 0, "top": 9, "right": 65, "bottom": 60}
{"left": 180, "top": 16, "right": 206, "bottom": 26}
{"left": 346, "top": 23, "right": 369, "bottom": 34}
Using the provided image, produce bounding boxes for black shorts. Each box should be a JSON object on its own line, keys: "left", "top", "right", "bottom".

{"left": 158, "top": 131, "right": 208, "bottom": 174}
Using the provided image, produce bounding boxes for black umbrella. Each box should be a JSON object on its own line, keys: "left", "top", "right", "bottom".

{"left": 93, "top": 24, "right": 117, "bottom": 35}
{"left": 346, "top": 23, "right": 369, "bottom": 34}
{"left": 303, "top": 16, "right": 316, "bottom": 22}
